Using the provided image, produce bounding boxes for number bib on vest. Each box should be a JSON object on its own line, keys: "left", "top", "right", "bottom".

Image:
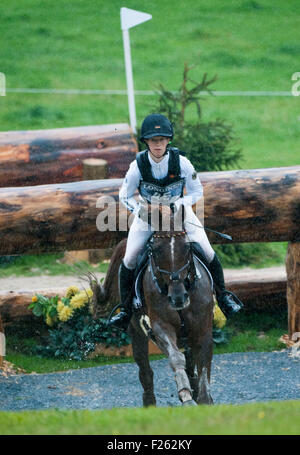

{"left": 139, "top": 178, "right": 185, "bottom": 204}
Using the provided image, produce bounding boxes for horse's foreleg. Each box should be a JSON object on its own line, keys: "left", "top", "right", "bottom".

{"left": 153, "top": 323, "right": 196, "bottom": 406}
{"left": 196, "top": 332, "right": 214, "bottom": 405}
{"left": 185, "top": 350, "right": 199, "bottom": 402}
{"left": 129, "top": 324, "right": 156, "bottom": 407}
{"left": 198, "top": 366, "right": 213, "bottom": 405}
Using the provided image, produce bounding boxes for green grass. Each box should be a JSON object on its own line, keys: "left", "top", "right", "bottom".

{"left": 0, "top": 0, "right": 297, "bottom": 273}
{"left": 0, "top": 0, "right": 299, "bottom": 170}
{"left": 0, "top": 253, "right": 109, "bottom": 278}
{"left": 213, "top": 309, "right": 287, "bottom": 354}
{"left": 0, "top": 240, "right": 288, "bottom": 279}
{"left": 213, "top": 241, "right": 287, "bottom": 269}
{"left": 0, "top": 401, "right": 299, "bottom": 435}
{"left": 4, "top": 350, "right": 138, "bottom": 374}
{"left": 0, "top": 3, "right": 297, "bottom": 435}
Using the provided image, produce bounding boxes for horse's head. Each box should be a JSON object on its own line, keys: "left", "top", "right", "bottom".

{"left": 149, "top": 227, "right": 192, "bottom": 311}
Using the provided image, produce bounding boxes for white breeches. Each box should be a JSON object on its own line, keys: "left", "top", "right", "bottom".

{"left": 123, "top": 206, "right": 215, "bottom": 269}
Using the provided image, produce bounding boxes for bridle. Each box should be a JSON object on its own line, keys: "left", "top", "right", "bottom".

{"left": 147, "top": 231, "right": 195, "bottom": 296}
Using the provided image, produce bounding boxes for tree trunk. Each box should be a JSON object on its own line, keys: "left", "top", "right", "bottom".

{"left": 0, "top": 166, "right": 299, "bottom": 255}
{"left": 286, "top": 242, "right": 300, "bottom": 342}
{"left": 0, "top": 124, "right": 137, "bottom": 186}
{"left": 0, "top": 289, "right": 63, "bottom": 326}
{"left": 63, "top": 158, "right": 110, "bottom": 264}
{"left": 0, "top": 179, "right": 126, "bottom": 255}
{"left": 201, "top": 166, "right": 300, "bottom": 244}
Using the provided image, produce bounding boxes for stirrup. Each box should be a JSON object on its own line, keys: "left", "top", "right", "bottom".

{"left": 217, "top": 291, "right": 243, "bottom": 317}
{"left": 107, "top": 308, "right": 132, "bottom": 330}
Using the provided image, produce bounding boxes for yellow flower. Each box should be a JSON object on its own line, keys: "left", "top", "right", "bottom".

{"left": 57, "top": 304, "right": 74, "bottom": 322}
{"left": 32, "top": 295, "right": 38, "bottom": 302}
{"left": 213, "top": 304, "right": 227, "bottom": 329}
{"left": 57, "top": 300, "right": 64, "bottom": 312}
{"left": 46, "top": 314, "right": 54, "bottom": 326}
{"left": 66, "top": 286, "right": 79, "bottom": 299}
{"left": 70, "top": 288, "right": 93, "bottom": 310}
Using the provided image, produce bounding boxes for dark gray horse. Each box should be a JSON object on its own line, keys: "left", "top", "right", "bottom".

{"left": 90, "top": 210, "right": 214, "bottom": 407}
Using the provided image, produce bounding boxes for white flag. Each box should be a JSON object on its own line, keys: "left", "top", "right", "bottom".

{"left": 121, "top": 7, "right": 152, "bottom": 30}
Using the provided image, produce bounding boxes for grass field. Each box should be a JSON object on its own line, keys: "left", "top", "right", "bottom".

{"left": 0, "top": 401, "right": 299, "bottom": 435}
{"left": 0, "top": 1, "right": 298, "bottom": 436}
{"left": 0, "top": 0, "right": 298, "bottom": 271}
{"left": 0, "top": 0, "right": 299, "bottom": 170}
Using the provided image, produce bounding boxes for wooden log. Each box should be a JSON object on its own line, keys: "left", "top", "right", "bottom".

{"left": 0, "top": 289, "right": 64, "bottom": 326}
{"left": 201, "top": 166, "right": 300, "bottom": 244}
{"left": 83, "top": 158, "right": 111, "bottom": 263}
{"left": 0, "top": 179, "right": 124, "bottom": 255}
{"left": 0, "top": 124, "right": 138, "bottom": 186}
{"left": 286, "top": 242, "right": 300, "bottom": 342}
{"left": 63, "top": 158, "right": 109, "bottom": 264}
{"left": 83, "top": 158, "right": 108, "bottom": 180}
{"left": 225, "top": 267, "right": 287, "bottom": 311}
{"left": 0, "top": 166, "right": 299, "bottom": 255}
{"left": 0, "top": 269, "right": 287, "bottom": 326}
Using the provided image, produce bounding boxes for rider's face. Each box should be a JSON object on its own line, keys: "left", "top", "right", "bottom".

{"left": 145, "top": 136, "right": 170, "bottom": 162}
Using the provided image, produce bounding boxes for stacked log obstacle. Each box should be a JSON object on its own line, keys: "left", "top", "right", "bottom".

{"left": 0, "top": 268, "right": 287, "bottom": 326}
{"left": 0, "top": 166, "right": 299, "bottom": 255}
{"left": 0, "top": 124, "right": 137, "bottom": 187}
{"left": 0, "top": 165, "right": 299, "bottom": 337}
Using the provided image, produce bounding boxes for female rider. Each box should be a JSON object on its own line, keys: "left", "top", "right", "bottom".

{"left": 108, "top": 114, "right": 243, "bottom": 329}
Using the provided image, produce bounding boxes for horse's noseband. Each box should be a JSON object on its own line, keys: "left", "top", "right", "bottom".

{"left": 156, "top": 261, "right": 190, "bottom": 282}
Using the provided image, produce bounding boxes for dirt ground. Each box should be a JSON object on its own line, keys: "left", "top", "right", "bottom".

{"left": 0, "top": 272, "right": 106, "bottom": 292}
{"left": 0, "top": 266, "right": 285, "bottom": 292}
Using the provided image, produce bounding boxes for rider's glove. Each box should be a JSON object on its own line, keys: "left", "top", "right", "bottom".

{"left": 137, "top": 202, "right": 152, "bottom": 225}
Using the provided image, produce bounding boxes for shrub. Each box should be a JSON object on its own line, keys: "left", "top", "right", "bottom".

{"left": 140, "top": 63, "right": 242, "bottom": 172}
{"left": 29, "top": 286, "right": 131, "bottom": 360}
{"left": 29, "top": 285, "right": 228, "bottom": 359}
{"left": 141, "top": 63, "right": 279, "bottom": 268}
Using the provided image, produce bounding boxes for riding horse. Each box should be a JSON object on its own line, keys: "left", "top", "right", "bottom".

{"left": 89, "top": 207, "right": 214, "bottom": 406}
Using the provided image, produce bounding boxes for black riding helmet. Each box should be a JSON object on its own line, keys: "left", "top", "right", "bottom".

{"left": 140, "top": 114, "right": 174, "bottom": 143}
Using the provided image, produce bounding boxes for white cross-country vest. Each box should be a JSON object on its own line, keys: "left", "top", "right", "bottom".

{"left": 136, "top": 147, "right": 186, "bottom": 203}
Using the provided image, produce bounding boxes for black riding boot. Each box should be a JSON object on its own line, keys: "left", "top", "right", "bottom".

{"left": 107, "top": 261, "right": 135, "bottom": 330}
{"left": 208, "top": 254, "right": 243, "bottom": 318}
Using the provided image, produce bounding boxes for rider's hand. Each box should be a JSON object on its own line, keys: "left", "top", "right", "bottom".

{"left": 159, "top": 204, "right": 173, "bottom": 217}
{"left": 138, "top": 202, "right": 151, "bottom": 225}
